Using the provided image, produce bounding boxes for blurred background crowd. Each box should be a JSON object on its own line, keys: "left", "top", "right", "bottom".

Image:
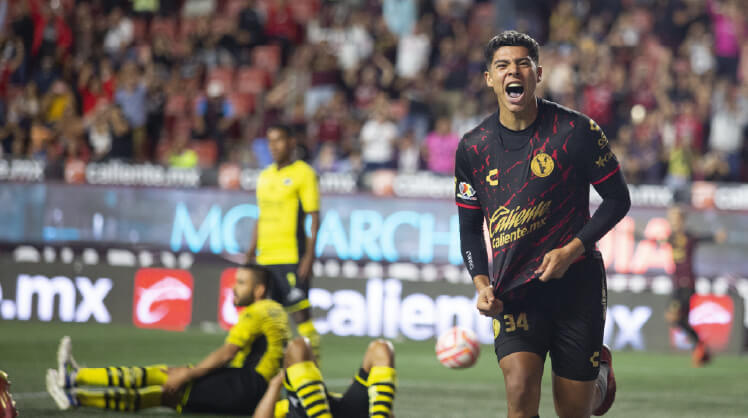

{"left": 0, "top": 0, "right": 746, "bottom": 185}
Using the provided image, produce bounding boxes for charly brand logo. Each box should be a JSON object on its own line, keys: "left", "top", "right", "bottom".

{"left": 485, "top": 169, "right": 499, "bottom": 186}
{"left": 133, "top": 269, "right": 194, "bottom": 331}
{"left": 530, "top": 153, "right": 554, "bottom": 178}
{"left": 488, "top": 200, "right": 552, "bottom": 248}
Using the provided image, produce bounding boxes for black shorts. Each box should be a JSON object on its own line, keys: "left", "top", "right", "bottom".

{"left": 493, "top": 255, "right": 607, "bottom": 381}
{"left": 284, "top": 369, "right": 369, "bottom": 418}
{"left": 668, "top": 287, "right": 694, "bottom": 321}
{"left": 328, "top": 368, "right": 370, "bottom": 418}
{"left": 181, "top": 367, "right": 267, "bottom": 415}
{"left": 264, "top": 264, "right": 310, "bottom": 313}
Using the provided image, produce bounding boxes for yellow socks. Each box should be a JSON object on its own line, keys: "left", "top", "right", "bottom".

{"left": 367, "top": 366, "right": 397, "bottom": 417}
{"left": 75, "top": 386, "right": 162, "bottom": 411}
{"left": 75, "top": 365, "right": 168, "bottom": 388}
{"left": 297, "top": 320, "right": 321, "bottom": 360}
{"left": 286, "top": 361, "right": 332, "bottom": 418}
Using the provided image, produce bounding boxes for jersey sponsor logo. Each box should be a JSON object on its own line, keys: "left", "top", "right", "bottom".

{"left": 457, "top": 182, "right": 477, "bottom": 201}
{"left": 133, "top": 269, "right": 193, "bottom": 331}
{"left": 485, "top": 169, "right": 499, "bottom": 186}
{"left": 595, "top": 151, "right": 615, "bottom": 168}
{"left": 530, "top": 153, "right": 554, "bottom": 178}
{"left": 488, "top": 200, "right": 552, "bottom": 248}
{"left": 218, "top": 268, "right": 242, "bottom": 330}
{"left": 283, "top": 178, "right": 292, "bottom": 186}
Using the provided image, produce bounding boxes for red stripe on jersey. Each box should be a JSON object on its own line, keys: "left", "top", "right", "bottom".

{"left": 456, "top": 202, "right": 481, "bottom": 210}
{"left": 592, "top": 165, "right": 621, "bottom": 185}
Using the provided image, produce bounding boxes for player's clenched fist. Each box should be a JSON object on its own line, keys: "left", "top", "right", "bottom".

{"left": 476, "top": 286, "right": 503, "bottom": 317}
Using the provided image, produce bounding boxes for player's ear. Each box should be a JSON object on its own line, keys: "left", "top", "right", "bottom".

{"left": 536, "top": 65, "right": 542, "bottom": 83}
{"left": 484, "top": 70, "right": 493, "bottom": 87}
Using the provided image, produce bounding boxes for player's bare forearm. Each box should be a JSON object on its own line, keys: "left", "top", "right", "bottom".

{"left": 473, "top": 274, "right": 491, "bottom": 292}
{"left": 299, "top": 212, "right": 320, "bottom": 280}
{"left": 535, "top": 237, "right": 585, "bottom": 282}
{"left": 187, "top": 343, "right": 240, "bottom": 381}
{"left": 253, "top": 372, "right": 284, "bottom": 418}
{"left": 246, "top": 227, "right": 258, "bottom": 262}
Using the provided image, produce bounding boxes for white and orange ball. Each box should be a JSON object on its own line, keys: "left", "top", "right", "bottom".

{"left": 435, "top": 326, "right": 480, "bottom": 369}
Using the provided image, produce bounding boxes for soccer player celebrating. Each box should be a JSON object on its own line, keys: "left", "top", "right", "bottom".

{"left": 664, "top": 205, "right": 726, "bottom": 367}
{"left": 46, "top": 264, "right": 291, "bottom": 415}
{"left": 455, "top": 31, "right": 630, "bottom": 417}
{"left": 253, "top": 337, "right": 397, "bottom": 418}
{"left": 247, "top": 124, "right": 322, "bottom": 360}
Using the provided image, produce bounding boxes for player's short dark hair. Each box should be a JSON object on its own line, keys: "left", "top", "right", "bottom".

{"left": 267, "top": 123, "right": 293, "bottom": 139}
{"left": 241, "top": 262, "right": 272, "bottom": 289}
{"left": 484, "top": 30, "right": 540, "bottom": 70}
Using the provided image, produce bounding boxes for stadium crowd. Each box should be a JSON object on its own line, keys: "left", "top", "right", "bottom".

{"left": 0, "top": 0, "right": 746, "bottom": 184}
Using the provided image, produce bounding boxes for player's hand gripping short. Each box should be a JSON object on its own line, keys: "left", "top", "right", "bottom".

{"left": 477, "top": 285, "right": 503, "bottom": 317}
{"left": 535, "top": 238, "right": 585, "bottom": 282}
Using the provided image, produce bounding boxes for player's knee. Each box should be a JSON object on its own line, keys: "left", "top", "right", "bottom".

{"left": 503, "top": 372, "right": 541, "bottom": 409}
{"left": 363, "top": 339, "right": 394, "bottom": 370}
{"left": 284, "top": 337, "right": 314, "bottom": 366}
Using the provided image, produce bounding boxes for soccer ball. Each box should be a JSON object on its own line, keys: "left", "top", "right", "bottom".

{"left": 435, "top": 326, "right": 480, "bottom": 369}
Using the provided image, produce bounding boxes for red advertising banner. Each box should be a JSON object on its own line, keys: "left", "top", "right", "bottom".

{"left": 217, "top": 268, "right": 243, "bottom": 330}
{"left": 132, "top": 268, "right": 194, "bottom": 331}
{"left": 690, "top": 294, "right": 734, "bottom": 351}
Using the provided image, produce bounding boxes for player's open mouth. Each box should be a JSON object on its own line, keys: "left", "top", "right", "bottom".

{"left": 505, "top": 83, "right": 524, "bottom": 104}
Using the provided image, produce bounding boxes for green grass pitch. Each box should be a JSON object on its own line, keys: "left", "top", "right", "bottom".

{"left": 3, "top": 322, "right": 747, "bottom": 417}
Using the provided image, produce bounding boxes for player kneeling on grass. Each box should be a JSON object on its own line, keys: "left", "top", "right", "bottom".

{"left": 46, "top": 263, "right": 291, "bottom": 415}
{"left": 253, "top": 336, "right": 397, "bottom": 418}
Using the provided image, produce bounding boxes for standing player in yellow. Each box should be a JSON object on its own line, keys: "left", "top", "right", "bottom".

{"left": 45, "top": 264, "right": 291, "bottom": 415}
{"left": 247, "top": 124, "right": 322, "bottom": 359}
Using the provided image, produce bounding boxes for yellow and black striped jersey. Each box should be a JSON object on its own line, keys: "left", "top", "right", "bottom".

{"left": 255, "top": 160, "right": 320, "bottom": 265}
{"left": 225, "top": 299, "right": 291, "bottom": 381}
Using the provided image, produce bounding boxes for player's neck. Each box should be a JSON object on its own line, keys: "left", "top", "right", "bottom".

{"left": 275, "top": 158, "right": 293, "bottom": 169}
{"left": 498, "top": 98, "right": 539, "bottom": 131}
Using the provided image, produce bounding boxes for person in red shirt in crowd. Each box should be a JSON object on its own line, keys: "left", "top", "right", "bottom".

{"left": 28, "top": 0, "right": 73, "bottom": 59}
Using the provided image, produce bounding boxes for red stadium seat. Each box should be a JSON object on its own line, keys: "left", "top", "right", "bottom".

{"left": 150, "top": 17, "right": 177, "bottom": 38}
{"left": 132, "top": 18, "right": 148, "bottom": 43}
{"left": 290, "top": 0, "right": 320, "bottom": 24}
{"left": 211, "top": 16, "right": 234, "bottom": 34}
{"left": 252, "top": 45, "right": 282, "bottom": 74}
{"left": 191, "top": 140, "right": 218, "bottom": 168}
{"left": 235, "top": 67, "right": 269, "bottom": 94}
{"left": 179, "top": 18, "right": 199, "bottom": 40}
{"left": 207, "top": 68, "right": 235, "bottom": 90}
{"left": 223, "top": 0, "right": 246, "bottom": 18}
{"left": 228, "top": 93, "right": 256, "bottom": 117}
{"left": 165, "top": 94, "right": 188, "bottom": 116}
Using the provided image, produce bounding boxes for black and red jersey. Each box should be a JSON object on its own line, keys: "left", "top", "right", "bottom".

{"left": 455, "top": 99, "right": 621, "bottom": 296}
{"left": 668, "top": 231, "right": 711, "bottom": 289}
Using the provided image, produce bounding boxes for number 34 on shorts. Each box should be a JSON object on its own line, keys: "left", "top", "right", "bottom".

{"left": 493, "top": 313, "right": 530, "bottom": 338}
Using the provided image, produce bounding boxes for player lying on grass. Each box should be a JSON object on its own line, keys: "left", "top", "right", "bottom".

{"left": 254, "top": 336, "right": 397, "bottom": 418}
{"left": 46, "top": 263, "right": 291, "bottom": 415}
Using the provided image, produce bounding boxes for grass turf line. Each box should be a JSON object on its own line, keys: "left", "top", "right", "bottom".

{"left": 3, "top": 322, "right": 747, "bottom": 417}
